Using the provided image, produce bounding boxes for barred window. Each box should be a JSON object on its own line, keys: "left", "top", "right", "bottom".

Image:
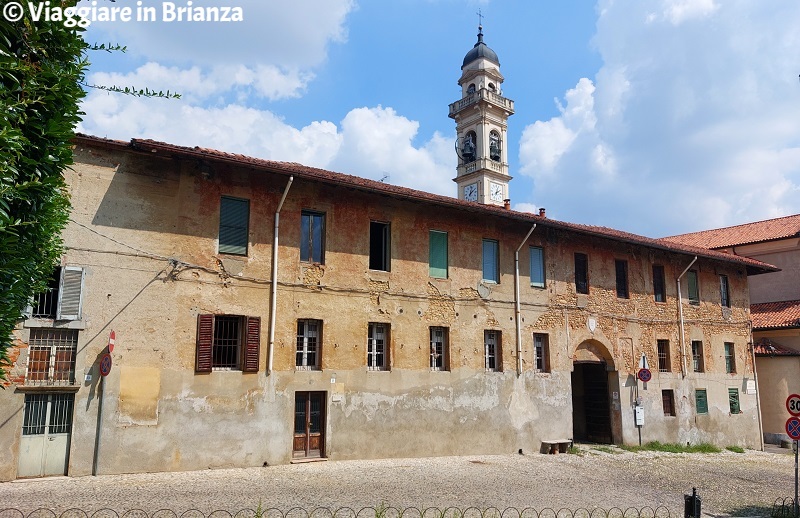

{"left": 691, "top": 340, "right": 704, "bottom": 373}
{"left": 657, "top": 339, "right": 670, "bottom": 373}
{"left": 297, "top": 319, "right": 322, "bottom": 370}
{"left": 195, "top": 315, "right": 260, "bottom": 373}
{"left": 367, "top": 323, "right": 389, "bottom": 371}
{"left": 26, "top": 329, "right": 78, "bottom": 386}
{"left": 430, "top": 327, "right": 449, "bottom": 371}
{"left": 534, "top": 333, "right": 550, "bottom": 373}
{"left": 724, "top": 342, "right": 736, "bottom": 374}
{"left": 484, "top": 330, "right": 501, "bottom": 372}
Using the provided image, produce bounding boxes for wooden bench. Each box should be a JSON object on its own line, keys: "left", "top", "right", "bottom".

{"left": 541, "top": 439, "right": 572, "bottom": 454}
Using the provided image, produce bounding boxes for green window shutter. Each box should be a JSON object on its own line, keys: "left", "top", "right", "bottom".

{"left": 728, "top": 388, "right": 740, "bottom": 414}
{"left": 695, "top": 389, "right": 708, "bottom": 414}
{"left": 530, "top": 246, "right": 544, "bottom": 288}
{"left": 688, "top": 270, "right": 699, "bottom": 303}
{"left": 219, "top": 197, "right": 249, "bottom": 255}
{"left": 429, "top": 231, "right": 448, "bottom": 278}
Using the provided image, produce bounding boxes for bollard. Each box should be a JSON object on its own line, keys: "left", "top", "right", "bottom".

{"left": 684, "top": 487, "right": 701, "bottom": 518}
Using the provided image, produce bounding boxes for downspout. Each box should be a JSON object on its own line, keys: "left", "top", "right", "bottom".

{"left": 749, "top": 321, "right": 765, "bottom": 451}
{"left": 515, "top": 224, "right": 537, "bottom": 377}
{"left": 676, "top": 256, "right": 697, "bottom": 379}
{"left": 267, "top": 176, "right": 294, "bottom": 375}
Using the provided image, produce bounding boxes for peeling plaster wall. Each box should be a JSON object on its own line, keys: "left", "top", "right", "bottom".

{"left": 0, "top": 142, "right": 761, "bottom": 480}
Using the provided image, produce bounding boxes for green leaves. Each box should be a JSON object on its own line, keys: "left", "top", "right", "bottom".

{"left": 0, "top": 1, "right": 85, "bottom": 380}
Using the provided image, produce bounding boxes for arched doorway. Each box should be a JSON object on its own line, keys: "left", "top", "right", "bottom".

{"left": 572, "top": 340, "right": 616, "bottom": 444}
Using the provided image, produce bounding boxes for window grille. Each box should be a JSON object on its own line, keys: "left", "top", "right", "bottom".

{"left": 691, "top": 340, "right": 704, "bottom": 372}
{"left": 26, "top": 329, "right": 77, "bottom": 386}
{"left": 212, "top": 316, "right": 241, "bottom": 370}
{"left": 32, "top": 268, "right": 61, "bottom": 318}
{"left": 22, "top": 394, "right": 74, "bottom": 435}
{"left": 484, "top": 330, "right": 500, "bottom": 371}
{"left": 657, "top": 339, "right": 670, "bottom": 372}
{"left": 728, "top": 388, "right": 740, "bottom": 414}
{"left": 367, "top": 323, "right": 388, "bottom": 371}
{"left": 534, "top": 333, "right": 549, "bottom": 372}
{"left": 430, "top": 327, "right": 447, "bottom": 371}
{"left": 724, "top": 342, "right": 735, "bottom": 373}
{"left": 297, "top": 320, "right": 321, "bottom": 370}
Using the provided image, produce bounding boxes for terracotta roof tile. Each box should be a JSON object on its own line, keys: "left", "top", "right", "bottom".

{"left": 661, "top": 214, "right": 800, "bottom": 249}
{"left": 751, "top": 300, "right": 800, "bottom": 330}
{"left": 753, "top": 337, "right": 800, "bottom": 356}
{"left": 73, "top": 134, "right": 779, "bottom": 275}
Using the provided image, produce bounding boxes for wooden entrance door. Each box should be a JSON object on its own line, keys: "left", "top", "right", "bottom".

{"left": 293, "top": 391, "right": 325, "bottom": 458}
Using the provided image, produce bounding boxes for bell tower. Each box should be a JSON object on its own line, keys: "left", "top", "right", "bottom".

{"left": 449, "top": 25, "right": 514, "bottom": 206}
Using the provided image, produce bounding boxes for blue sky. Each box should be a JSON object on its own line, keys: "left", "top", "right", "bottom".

{"left": 77, "top": 0, "right": 800, "bottom": 237}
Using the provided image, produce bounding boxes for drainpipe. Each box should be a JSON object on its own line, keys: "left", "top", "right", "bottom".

{"left": 749, "top": 321, "right": 765, "bottom": 451}
{"left": 515, "top": 224, "right": 537, "bottom": 376}
{"left": 676, "top": 256, "right": 697, "bottom": 379}
{"left": 267, "top": 176, "right": 294, "bottom": 375}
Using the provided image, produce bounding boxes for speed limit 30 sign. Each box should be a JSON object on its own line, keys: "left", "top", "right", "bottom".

{"left": 787, "top": 393, "right": 800, "bottom": 416}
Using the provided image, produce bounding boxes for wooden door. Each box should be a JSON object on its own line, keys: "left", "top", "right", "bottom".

{"left": 293, "top": 391, "right": 325, "bottom": 458}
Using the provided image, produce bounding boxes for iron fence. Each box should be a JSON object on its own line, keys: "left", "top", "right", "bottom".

{"left": 0, "top": 507, "right": 674, "bottom": 518}
{"left": 772, "top": 498, "right": 799, "bottom": 518}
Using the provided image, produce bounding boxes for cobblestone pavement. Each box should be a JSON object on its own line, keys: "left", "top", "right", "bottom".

{"left": 0, "top": 446, "right": 796, "bottom": 517}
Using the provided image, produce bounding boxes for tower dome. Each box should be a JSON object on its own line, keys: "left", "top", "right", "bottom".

{"left": 462, "top": 26, "right": 500, "bottom": 68}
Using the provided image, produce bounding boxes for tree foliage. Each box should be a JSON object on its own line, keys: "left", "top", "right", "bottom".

{"left": 0, "top": 2, "right": 88, "bottom": 378}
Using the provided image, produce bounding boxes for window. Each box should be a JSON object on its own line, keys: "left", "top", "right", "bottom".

{"left": 662, "top": 389, "right": 676, "bottom": 416}
{"left": 534, "top": 333, "right": 550, "bottom": 372}
{"left": 430, "top": 327, "right": 449, "bottom": 371}
{"left": 461, "top": 131, "right": 477, "bottom": 162}
{"left": 653, "top": 264, "right": 666, "bottom": 303}
{"left": 691, "top": 340, "right": 704, "bottom": 372}
{"left": 687, "top": 269, "right": 699, "bottom": 305}
{"left": 29, "top": 266, "right": 85, "bottom": 321}
{"left": 26, "top": 329, "right": 78, "bottom": 386}
{"left": 296, "top": 319, "right": 322, "bottom": 370}
{"left": 195, "top": 315, "right": 260, "bottom": 373}
{"left": 369, "top": 221, "right": 390, "bottom": 271}
{"left": 728, "top": 388, "right": 740, "bottom": 414}
{"left": 482, "top": 239, "right": 499, "bottom": 283}
{"left": 300, "top": 211, "right": 325, "bottom": 263}
{"left": 530, "top": 246, "right": 545, "bottom": 288}
{"left": 720, "top": 275, "right": 730, "bottom": 308}
{"left": 467, "top": 83, "right": 476, "bottom": 95}
{"left": 429, "top": 231, "right": 448, "bottom": 279}
{"left": 657, "top": 339, "right": 670, "bottom": 373}
{"left": 724, "top": 342, "right": 736, "bottom": 373}
{"left": 695, "top": 389, "right": 708, "bottom": 414}
{"left": 484, "top": 330, "right": 501, "bottom": 372}
{"left": 615, "top": 259, "right": 629, "bottom": 299}
{"left": 219, "top": 196, "right": 249, "bottom": 255}
{"left": 367, "top": 323, "right": 389, "bottom": 371}
{"left": 574, "top": 253, "right": 589, "bottom": 294}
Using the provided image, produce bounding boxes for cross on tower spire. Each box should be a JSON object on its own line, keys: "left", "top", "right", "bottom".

{"left": 476, "top": 8, "right": 483, "bottom": 28}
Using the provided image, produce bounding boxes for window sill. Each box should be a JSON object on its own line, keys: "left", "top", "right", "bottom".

{"left": 16, "top": 384, "right": 81, "bottom": 393}
{"left": 23, "top": 318, "right": 85, "bottom": 330}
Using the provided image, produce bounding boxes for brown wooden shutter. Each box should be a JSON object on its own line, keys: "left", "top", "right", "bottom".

{"left": 243, "top": 316, "right": 261, "bottom": 373}
{"left": 196, "top": 314, "right": 214, "bottom": 373}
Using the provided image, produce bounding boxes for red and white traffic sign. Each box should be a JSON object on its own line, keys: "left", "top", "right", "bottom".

{"left": 107, "top": 330, "right": 116, "bottom": 353}
{"left": 99, "top": 353, "right": 112, "bottom": 377}
{"left": 637, "top": 368, "right": 652, "bottom": 383}
{"left": 787, "top": 394, "right": 800, "bottom": 417}
{"left": 787, "top": 417, "right": 800, "bottom": 440}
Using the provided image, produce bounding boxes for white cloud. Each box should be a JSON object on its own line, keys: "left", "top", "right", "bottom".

{"left": 518, "top": 0, "right": 800, "bottom": 236}
{"left": 78, "top": 96, "right": 454, "bottom": 196}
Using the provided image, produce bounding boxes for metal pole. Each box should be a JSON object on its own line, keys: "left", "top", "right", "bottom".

{"left": 92, "top": 374, "right": 104, "bottom": 476}
{"left": 794, "top": 440, "right": 798, "bottom": 518}
{"left": 514, "top": 224, "right": 536, "bottom": 377}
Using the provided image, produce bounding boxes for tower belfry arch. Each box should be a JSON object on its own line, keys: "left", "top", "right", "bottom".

{"left": 449, "top": 25, "right": 515, "bottom": 206}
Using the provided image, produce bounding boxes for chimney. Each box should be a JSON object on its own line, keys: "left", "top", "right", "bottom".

{"left": 503, "top": 199, "right": 511, "bottom": 210}
{"left": 539, "top": 208, "right": 546, "bottom": 218}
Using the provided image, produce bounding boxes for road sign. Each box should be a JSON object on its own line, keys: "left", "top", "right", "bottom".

{"left": 107, "top": 330, "right": 116, "bottom": 353}
{"left": 637, "top": 368, "right": 652, "bottom": 383}
{"left": 786, "top": 417, "right": 800, "bottom": 440}
{"left": 99, "top": 353, "right": 112, "bottom": 377}
{"left": 787, "top": 394, "right": 800, "bottom": 416}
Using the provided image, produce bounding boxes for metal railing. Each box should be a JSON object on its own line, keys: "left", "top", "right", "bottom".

{"left": 772, "top": 497, "right": 799, "bottom": 518}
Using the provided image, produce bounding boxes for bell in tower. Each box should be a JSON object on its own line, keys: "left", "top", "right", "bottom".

{"left": 449, "top": 25, "right": 515, "bottom": 206}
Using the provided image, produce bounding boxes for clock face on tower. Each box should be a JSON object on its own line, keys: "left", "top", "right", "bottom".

{"left": 489, "top": 182, "right": 504, "bottom": 202}
{"left": 464, "top": 183, "right": 479, "bottom": 202}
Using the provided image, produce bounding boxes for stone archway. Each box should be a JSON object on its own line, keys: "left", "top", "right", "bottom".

{"left": 571, "top": 340, "right": 617, "bottom": 444}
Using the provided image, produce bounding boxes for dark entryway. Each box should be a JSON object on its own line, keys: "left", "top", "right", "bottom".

{"left": 571, "top": 363, "right": 612, "bottom": 444}
{"left": 293, "top": 391, "right": 325, "bottom": 459}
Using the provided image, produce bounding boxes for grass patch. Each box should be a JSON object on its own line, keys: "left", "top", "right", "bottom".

{"left": 726, "top": 445, "right": 745, "bottom": 453}
{"left": 567, "top": 445, "right": 583, "bottom": 455}
{"left": 618, "top": 441, "right": 721, "bottom": 453}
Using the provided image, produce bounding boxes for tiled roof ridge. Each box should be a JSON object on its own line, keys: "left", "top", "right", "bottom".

{"left": 751, "top": 299, "right": 800, "bottom": 330}
{"left": 72, "top": 134, "right": 778, "bottom": 275}
{"left": 661, "top": 213, "right": 800, "bottom": 249}
{"left": 753, "top": 337, "right": 800, "bottom": 356}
